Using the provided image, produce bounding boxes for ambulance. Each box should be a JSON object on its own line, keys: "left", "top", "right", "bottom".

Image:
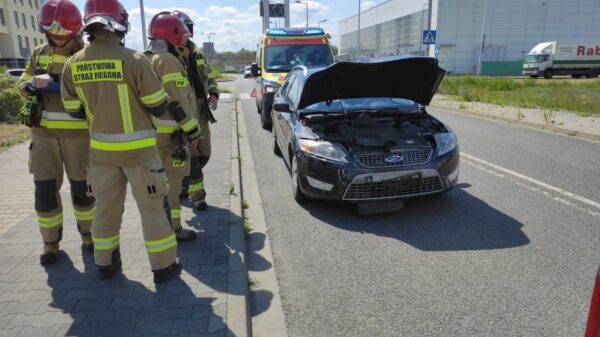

{"left": 251, "top": 27, "right": 334, "bottom": 130}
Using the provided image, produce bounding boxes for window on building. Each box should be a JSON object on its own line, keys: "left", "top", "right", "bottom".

{"left": 30, "top": 16, "right": 34, "bottom": 31}
{"left": 20, "top": 0, "right": 24, "bottom": 6}
{"left": 35, "top": 0, "right": 38, "bottom": 10}
{"left": 25, "top": 36, "right": 30, "bottom": 52}
{"left": 21, "top": 13, "right": 26, "bottom": 29}
{"left": 13, "top": 11, "right": 19, "bottom": 28}
{"left": 28, "top": 0, "right": 32, "bottom": 8}
{"left": 18, "top": 35, "right": 23, "bottom": 50}
{"left": 0, "top": 9, "right": 5, "bottom": 26}
{"left": 33, "top": 37, "right": 37, "bottom": 46}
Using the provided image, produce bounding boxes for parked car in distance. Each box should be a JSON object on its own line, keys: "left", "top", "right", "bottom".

{"left": 243, "top": 65, "right": 252, "bottom": 78}
{"left": 4, "top": 68, "right": 25, "bottom": 81}
{"left": 271, "top": 57, "right": 459, "bottom": 205}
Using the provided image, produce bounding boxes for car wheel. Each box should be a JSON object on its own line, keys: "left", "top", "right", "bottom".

{"left": 543, "top": 70, "right": 553, "bottom": 79}
{"left": 586, "top": 70, "right": 598, "bottom": 78}
{"left": 529, "top": 75, "right": 539, "bottom": 79}
{"left": 571, "top": 74, "right": 582, "bottom": 79}
{"left": 273, "top": 132, "right": 282, "bottom": 157}
{"left": 291, "top": 155, "right": 306, "bottom": 203}
{"left": 261, "top": 105, "right": 272, "bottom": 131}
{"left": 256, "top": 97, "right": 262, "bottom": 114}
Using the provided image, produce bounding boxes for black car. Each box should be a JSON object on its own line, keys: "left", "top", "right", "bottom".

{"left": 271, "top": 56, "right": 460, "bottom": 204}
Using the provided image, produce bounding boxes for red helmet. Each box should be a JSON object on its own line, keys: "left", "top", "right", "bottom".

{"left": 82, "top": 0, "right": 129, "bottom": 33}
{"left": 172, "top": 10, "right": 194, "bottom": 36}
{"left": 39, "top": 0, "right": 83, "bottom": 40}
{"left": 149, "top": 12, "right": 190, "bottom": 47}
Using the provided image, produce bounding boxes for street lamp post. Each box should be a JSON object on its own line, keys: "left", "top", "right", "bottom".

{"left": 296, "top": 1, "right": 309, "bottom": 27}
{"left": 318, "top": 19, "right": 327, "bottom": 27}
{"left": 201, "top": 32, "right": 216, "bottom": 43}
{"left": 357, "top": 0, "right": 361, "bottom": 55}
{"left": 477, "top": 0, "right": 488, "bottom": 75}
{"left": 140, "top": 0, "right": 148, "bottom": 49}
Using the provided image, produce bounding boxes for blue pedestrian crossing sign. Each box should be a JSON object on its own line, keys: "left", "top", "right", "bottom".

{"left": 422, "top": 30, "right": 436, "bottom": 45}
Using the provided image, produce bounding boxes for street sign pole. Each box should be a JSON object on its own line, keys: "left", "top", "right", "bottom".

{"left": 262, "top": 0, "right": 270, "bottom": 32}
{"left": 140, "top": 0, "right": 147, "bottom": 49}
{"left": 284, "top": 0, "right": 290, "bottom": 27}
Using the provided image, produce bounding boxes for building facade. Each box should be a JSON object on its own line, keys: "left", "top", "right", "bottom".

{"left": 0, "top": 0, "right": 45, "bottom": 68}
{"left": 339, "top": 0, "right": 600, "bottom": 75}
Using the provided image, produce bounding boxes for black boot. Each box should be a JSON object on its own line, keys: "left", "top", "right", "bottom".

{"left": 98, "top": 249, "right": 122, "bottom": 280}
{"left": 40, "top": 243, "right": 60, "bottom": 266}
{"left": 153, "top": 261, "right": 182, "bottom": 284}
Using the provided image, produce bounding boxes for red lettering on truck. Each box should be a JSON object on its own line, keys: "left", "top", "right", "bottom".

{"left": 577, "top": 46, "right": 585, "bottom": 55}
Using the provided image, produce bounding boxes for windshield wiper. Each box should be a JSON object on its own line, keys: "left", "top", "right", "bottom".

{"left": 301, "top": 111, "right": 346, "bottom": 117}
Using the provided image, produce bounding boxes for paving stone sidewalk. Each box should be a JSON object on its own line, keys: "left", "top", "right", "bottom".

{"left": 0, "top": 93, "right": 245, "bottom": 337}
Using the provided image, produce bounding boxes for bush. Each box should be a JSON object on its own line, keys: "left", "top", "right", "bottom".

{"left": 0, "top": 88, "right": 22, "bottom": 123}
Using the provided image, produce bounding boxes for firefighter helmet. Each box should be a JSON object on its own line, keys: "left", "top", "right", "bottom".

{"left": 172, "top": 10, "right": 194, "bottom": 37}
{"left": 82, "top": 0, "right": 129, "bottom": 33}
{"left": 39, "top": 0, "right": 83, "bottom": 41}
{"left": 149, "top": 12, "right": 190, "bottom": 47}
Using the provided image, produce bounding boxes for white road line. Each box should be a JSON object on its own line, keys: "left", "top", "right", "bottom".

{"left": 239, "top": 93, "right": 251, "bottom": 100}
{"left": 462, "top": 152, "right": 600, "bottom": 211}
{"left": 220, "top": 93, "right": 232, "bottom": 100}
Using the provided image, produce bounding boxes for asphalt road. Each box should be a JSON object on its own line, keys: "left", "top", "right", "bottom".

{"left": 233, "top": 75, "right": 600, "bottom": 337}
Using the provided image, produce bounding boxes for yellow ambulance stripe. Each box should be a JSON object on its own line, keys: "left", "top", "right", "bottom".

{"left": 145, "top": 233, "right": 177, "bottom": 253}
{"left": 188, "top": 182, "right": 204, "bottom": 193}
{"left": 180, "top": 118, "right": 198, "bottom": 133}
{"left": 38, "top": 214, "right": 63, "bottom": 229}
{"left": 92, "top": 234, "right": 119, "bottom": 250}
{"left": 118, "top": 84, "right": 134, "bottom": 133}
{"left": 74, "top": 207, "right": 96, "bottom": 221}
{"left": 75, "top": 87, "right": 94, "bottom": 123}
{"left": 90, "top": 137, "right": 156, "bottom": 151}
{"left": 141, "top": 88, "right": 167, "bottom": 106}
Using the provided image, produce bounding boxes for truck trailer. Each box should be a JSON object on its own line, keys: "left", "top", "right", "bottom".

{"left": 522, "top": 41, "right": 600, "bottom": 79}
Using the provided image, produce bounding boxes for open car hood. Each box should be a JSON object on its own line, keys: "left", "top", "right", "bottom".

{"left": 297, "top": 56, "right": 446, "bottom": 110}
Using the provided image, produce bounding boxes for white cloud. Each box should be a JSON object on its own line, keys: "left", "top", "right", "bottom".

{"left": 361, "top": 1, "right": 376, "bottom": 11}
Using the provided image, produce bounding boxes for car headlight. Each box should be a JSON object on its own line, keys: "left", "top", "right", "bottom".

{"left": 299, "top": 139, "right": 349, "bottom": 163}
{"left": 265, "top": 85, "right": 279, "bottom": 93}
{"left": 434, "top": 130, "right": 457, "bottom": 156}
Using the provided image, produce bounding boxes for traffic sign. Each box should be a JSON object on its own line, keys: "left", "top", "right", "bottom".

{"left": 422, "top": 30, "right": 436, "bottom": 45}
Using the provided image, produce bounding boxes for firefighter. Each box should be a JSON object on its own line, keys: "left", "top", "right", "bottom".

{"left": 144, "top": 12, "right": 201, "bottom": 241}
{"left": 17, "top": 0, "right": 94, "bottom": 266}
{"left": 60, "top": 0, "right": 180, "bottom": 283}
{"left": 173, "top": 10, "right": 219, "bottom": 211}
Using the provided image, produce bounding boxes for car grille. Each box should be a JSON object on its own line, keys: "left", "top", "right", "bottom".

{"left": 343, "top": 176, "right": 443, "bottom": 201}
{"left": 354, "top": 148, "right": 432, "bottom": 168}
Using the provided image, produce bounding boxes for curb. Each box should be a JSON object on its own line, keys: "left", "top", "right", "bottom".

{"left": 430, "top": 103, "right": 600, "bottom": 142}
{"left": 236, "top": 97, "right": 289, "bottom": 337}
{"left": 226, "top": 96, "right": 251, "bottom": 337}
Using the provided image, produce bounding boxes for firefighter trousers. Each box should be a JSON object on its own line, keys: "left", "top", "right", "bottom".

{"left": 87, "top": 155, "right": 177, "bottom": 271}
{"left": 189, "top": 117, "right": 211, "bottom": 203}
{"left": 29, "top": 131, "right": 95, "bottom": 244}
{"left": 158, "top": 144, "right": 190, "bottom": 231}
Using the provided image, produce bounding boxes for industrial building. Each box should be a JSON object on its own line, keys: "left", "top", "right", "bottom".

{"left": 0, "top": 0, "right": 45, "bottom": 67}
{"left": 338, "top": 0, "right": 600, "bottom": 75}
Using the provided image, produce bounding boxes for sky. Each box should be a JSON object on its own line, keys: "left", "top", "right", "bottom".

{"left": 69, "top": 0, "right": 385, "bottom": 52}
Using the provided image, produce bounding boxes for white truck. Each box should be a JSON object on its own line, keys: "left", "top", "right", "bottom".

{"left": 522, "top": 41, "right": 600, "bottom": 79}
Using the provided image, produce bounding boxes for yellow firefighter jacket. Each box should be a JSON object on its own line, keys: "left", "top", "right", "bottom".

{"left": 144, "top": 39, "right": 201, "bottom": 148}
{"left": 17, "top": 39, "right": 87, "bottom": 138}
{"left": 61, "top": 33, "right": 169, "bottom": 167}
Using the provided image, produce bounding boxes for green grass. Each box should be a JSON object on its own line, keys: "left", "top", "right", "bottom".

{"left": 242, "top": 199, "right": 249, "bottom": 209}
{"left": 248, "top": 276, "right": 260, "bottom": 287}
{"left": 243, "top": 219, "right": 252, "bottom": 238}
{"left": 218, "top": 87, "right": 232, "bottom": 94}
{"left": 229, "top": 183, "right": 235, "bottom": 195}
{"left": 0, "top": 123, "right": 29, "bottom": 151}
{"left": 438, "top": 76, "right": 600, "bottom": 116}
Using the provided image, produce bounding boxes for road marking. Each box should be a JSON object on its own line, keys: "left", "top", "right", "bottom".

{"left": 220, "top": 93, "right": 232, "bottom": 100}
{"left": 462, "top": 152, "right": 600, "bottom": 211}
{"left": 239, "top": 93, "right": 251, "bottom": 100}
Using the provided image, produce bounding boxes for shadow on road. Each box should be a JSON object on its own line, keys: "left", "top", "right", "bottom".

{"left": 299, "top": 183, "right": 530, "bottom": 251}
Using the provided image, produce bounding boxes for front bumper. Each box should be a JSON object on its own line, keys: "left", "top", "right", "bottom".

{"left": 522, "top": 68, "right": 539, "bottom": 75}
{"left": 296, "top": 147, "right": 460, "bottom": 202}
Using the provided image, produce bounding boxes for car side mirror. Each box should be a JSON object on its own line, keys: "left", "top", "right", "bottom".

{"left": 273, "top": 102, "right": 291, "bottom": 112}
{"left": 251, "top": 63, "right": 260, "bottom": 77}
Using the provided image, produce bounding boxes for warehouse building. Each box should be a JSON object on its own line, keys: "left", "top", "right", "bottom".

{"left": 0, "top": 0, "right": 45, "bottom": 67}
{"left": 338, "top": 0, "right": 599, "bottom": 75}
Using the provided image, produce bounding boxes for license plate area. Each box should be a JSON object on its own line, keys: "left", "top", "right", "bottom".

{"left": 382, "top": 172, "right": 423, "bottom": 190}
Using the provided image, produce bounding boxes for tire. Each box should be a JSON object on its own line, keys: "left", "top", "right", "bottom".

{"left": 586, "top": 70, "right": 598, "bottom": 79}
{"left": 273, "top": 132, "right": 282, "bottom": 157}
{"left": 529, "top": 75, "right": 539, "bottom": 79}
{"left": 291, "top": 155, "right": 306, "bottom": 203}
{"left": 571, "top": 74, "right": 582, "bottom": 79}
{"left": 256, "top": 97, "right": 262, "bottom": 114}
{"left": 261, "top": 104, "right": 272, "bottom": 131}
{"left": 543, "top": 70, "right": 553, "bottom": 79}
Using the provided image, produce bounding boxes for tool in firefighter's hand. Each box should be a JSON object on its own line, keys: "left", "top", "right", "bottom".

{"left": 25, "top": 82, "right": 61, "bottom": 93}
{"left": 19, "top": 96, "right": 43, "bottom": 127}
{"left": 171, "top": 130, "right": 190, "bottom": 161}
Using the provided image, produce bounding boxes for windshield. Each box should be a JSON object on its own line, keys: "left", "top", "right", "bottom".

{"left": 244, "top": 66, "right": 251, "bottom": 71}
{"left": 526, "top": 55, "right": 541, "bottom": 63}
{"left": 264, "top": 44, "right": 333, "bottom": 73}
{"left": 302, "top": 98, "right": 418, "bottom": 113}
